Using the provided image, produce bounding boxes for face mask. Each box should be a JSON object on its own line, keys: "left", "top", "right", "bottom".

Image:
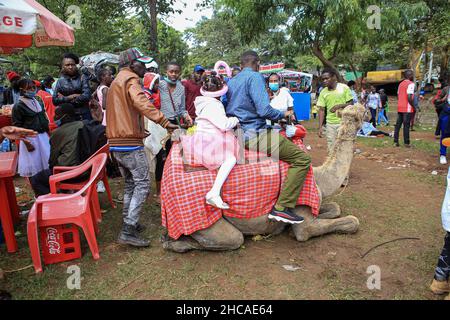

{"left": 23, "top": 90, "right": 37, "bottom": 99}
{"left": 269, "top": 83, "right": 280, "bottom": 92}
{"left": 165, "top": 77, "right": 177, "bottom": 85}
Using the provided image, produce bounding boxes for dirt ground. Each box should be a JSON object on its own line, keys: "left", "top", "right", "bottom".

{"left": 0, "top": 107, "right": 448, "bottom": 300}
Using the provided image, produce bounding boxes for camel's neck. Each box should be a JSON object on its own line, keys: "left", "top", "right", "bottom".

{"left": 313, "top": 106, "right": 363, "bottom": 198}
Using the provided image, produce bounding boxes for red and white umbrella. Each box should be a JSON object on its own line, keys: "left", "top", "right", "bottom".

{"left": 0, "top": 0, "right": 75, "bottom": 51}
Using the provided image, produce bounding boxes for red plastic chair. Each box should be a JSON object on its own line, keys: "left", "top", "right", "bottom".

{"left": 53, "top": 144, "right": 116, "bottom": 223}
{"left": 27, "top": 154, "right": 107, "bottom": 273}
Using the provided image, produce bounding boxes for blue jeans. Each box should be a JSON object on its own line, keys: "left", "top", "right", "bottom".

{"left": 377, "top": 109, "right": 389, "bottom": 125}
{"left": 112, "top": 149, "right": 150, "bottom": 227}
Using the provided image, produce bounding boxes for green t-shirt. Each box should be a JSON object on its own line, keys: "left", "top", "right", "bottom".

{"left": 317, "top": 83, "right": 354, "bottom": 125}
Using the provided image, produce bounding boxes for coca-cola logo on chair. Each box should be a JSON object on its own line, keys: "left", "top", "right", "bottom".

{"left": 46, "top": 227, "right": 61, "bottom": 255}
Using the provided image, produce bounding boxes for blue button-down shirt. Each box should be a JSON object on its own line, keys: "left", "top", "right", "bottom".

{"left": 226, "top": 68, "right": 284, "bottom": 137}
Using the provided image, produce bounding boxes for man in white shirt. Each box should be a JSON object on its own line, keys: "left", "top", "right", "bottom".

{"left": 267, "top": 73, "right": 294, "bottom": 126}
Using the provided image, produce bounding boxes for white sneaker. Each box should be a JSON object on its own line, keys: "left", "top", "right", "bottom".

{"left": 440, "top": 156, "right": 448, "bottom": 165}
{"left": 97, "top": 181, "right": 106, "bottom": 193}
{"left": 206, "top": 193, "right": 230, "bottom": 210}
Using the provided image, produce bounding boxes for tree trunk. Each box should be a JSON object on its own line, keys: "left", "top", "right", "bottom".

{"left": 148, "top": 0, "right": 158, "bottom": 56}
{"left": 441, "top": 45, "right": 449, "bottom": 81}
{"left": 311, "top": 45, "right": 344, "bottom": 82}
{"left": 348, "top": 58, "right": 361, "bottom": 89}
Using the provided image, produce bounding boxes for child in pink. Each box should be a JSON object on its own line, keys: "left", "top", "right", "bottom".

{"left": 181, "top": 72, "right": 239, "bottom": 209}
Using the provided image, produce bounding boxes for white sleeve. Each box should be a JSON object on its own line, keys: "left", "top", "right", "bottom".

{"left": 287, "top": 91, "right": 294, "bottom": 108}
{"left": 202, "top": 105, "right": 239, "bottom": 131}
{"left": 407, "top": 83, "right": 415, "bottom": 95}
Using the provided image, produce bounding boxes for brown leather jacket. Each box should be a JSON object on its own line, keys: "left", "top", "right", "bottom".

{"left": 106, "top": 67, "right": 169, "bottom": 147}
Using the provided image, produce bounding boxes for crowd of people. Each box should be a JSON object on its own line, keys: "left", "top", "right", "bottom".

{"left": 1, "top": 46, "right": 450, "bottom": 300}
{"left": 0, "top": 48, "right": 313, "bottom": 248}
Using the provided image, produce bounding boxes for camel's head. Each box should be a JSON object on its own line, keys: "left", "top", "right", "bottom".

{"left": 336, "top": 104, "right": 365, "bottom": 137}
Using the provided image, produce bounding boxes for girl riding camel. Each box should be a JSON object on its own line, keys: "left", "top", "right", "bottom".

{"left": 181, "top": 72, "right": 240, "bottom": 209}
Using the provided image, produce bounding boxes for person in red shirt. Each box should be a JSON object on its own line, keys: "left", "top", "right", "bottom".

{"left": 34, "top": 80, "right": 57, "bottom": 132}
{"left": 433, "top": 79, "right": 448, "bottom": 137}
{"left": 182, "top": 65, "right": 205, "bottom": 120}
{"left": 394, "top": 69, "right": 415, "bottom": 147}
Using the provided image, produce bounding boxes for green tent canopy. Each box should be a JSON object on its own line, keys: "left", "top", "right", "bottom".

{"left": 345, "top": 71, "right": 363, "bottom": 82}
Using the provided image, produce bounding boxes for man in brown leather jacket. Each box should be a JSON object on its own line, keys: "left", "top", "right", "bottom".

{"left": 106, "top": 48, "right": 178, "bottom": 248}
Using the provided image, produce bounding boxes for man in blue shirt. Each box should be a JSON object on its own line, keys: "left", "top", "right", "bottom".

{"left": 226, "top": 51, "right": 311, "bottom": 224}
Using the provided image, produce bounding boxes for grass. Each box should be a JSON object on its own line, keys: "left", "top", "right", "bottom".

{"left": 356, "top": 134, "right": 440, "bottom": 154}
{"left": 404, "top": 170, "right": 446, "bottom": 187}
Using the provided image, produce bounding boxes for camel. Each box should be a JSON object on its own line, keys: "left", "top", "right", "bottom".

{"left": 162, "top": 104, "right": 366, "bottom": 253}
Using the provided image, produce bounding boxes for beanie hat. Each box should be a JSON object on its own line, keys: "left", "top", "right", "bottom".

{"left": 143, "top": 72, "right": 160, "bottom": 91}
{"left": 6, "top": 71, "right": 20, "bottom": 82}
{"left": 119, "top": 48, "right": 153, "bottom": 68}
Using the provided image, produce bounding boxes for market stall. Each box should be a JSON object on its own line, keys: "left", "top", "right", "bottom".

{"left": 260, "top": 63, "right": 313, "bottom": 121}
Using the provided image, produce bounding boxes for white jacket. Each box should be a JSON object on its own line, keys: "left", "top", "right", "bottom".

{"left": 195, "top": 96, "right": 239, "bottom": 134}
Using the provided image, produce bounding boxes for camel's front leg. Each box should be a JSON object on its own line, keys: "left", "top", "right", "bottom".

{"left": 291, "top": 206, "right": 360, "bottom": 242}
{"left": 318, "top": 202, "right": 342, "bottom": 219}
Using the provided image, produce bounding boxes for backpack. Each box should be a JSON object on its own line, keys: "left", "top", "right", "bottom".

{"left": 76, "top": 120, "right": 107, "bottom": 163}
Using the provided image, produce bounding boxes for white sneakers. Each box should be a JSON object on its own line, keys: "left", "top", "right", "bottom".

{"left": 440, "top": 156, "right": 448, "bottom": 165}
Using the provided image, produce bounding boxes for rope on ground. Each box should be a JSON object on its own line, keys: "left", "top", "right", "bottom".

{"left": 118, "top": 272, "right": 147, "bottom": 292}
{"left": 3, "top": 264, "right": 33, "bottom": 273}
{"left": 336, "top": 182, "right": 349, "bottom": 197}
{"left": 360, "top": 237, "right": 421, "bottom": 259}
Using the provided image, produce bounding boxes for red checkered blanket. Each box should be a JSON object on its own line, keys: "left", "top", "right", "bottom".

{"left": 161, "top": 137, "right": 320, "bottom": 240}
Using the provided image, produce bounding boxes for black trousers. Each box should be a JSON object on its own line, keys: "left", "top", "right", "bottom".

{"left": 435, "top": 232, "right": 450, "bottom": 281}
{"left": 436, "top": 106, "right": 444, "bottom": 136}
{"left": 394, "top": 112, "right": 412, "bottom": 145}
{"left": 369, "top": 108, "right": 377, "bottom": 128}
{"left": 30, "top": 169, "right": 52, "bottom": 197}
{"left": 370, "top": 130, "right": 389, "bottom": 137}
{"left": 30, "top": 169, "right": 91, "bottom": 197}
{"left": 155, "top": 139, "right": 173, "bottom": 182}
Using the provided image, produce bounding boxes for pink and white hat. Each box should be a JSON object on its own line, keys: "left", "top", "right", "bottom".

{"left": 200, "top": 84, "right": 228, "bottom": 98}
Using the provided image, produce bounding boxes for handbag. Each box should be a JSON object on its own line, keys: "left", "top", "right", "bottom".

{"left": 144, "top": 119, "right": 168, "bottom": 155}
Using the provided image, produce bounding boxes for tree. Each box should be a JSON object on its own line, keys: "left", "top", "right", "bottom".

{"left": 128, "top": 0, "right": 183, "bottom": 58}
{"left": 185, "top": 13, "right": 246, "bottom": 69}
{"left": 366, "top": 0, "right": 450, "bottom": 82}
{"left": 4, "top": 0, "right": 189, "bottom": 79}
{"left": 218, "top": 0, "right": 372, "bottom": 81}
{"left": 185, "top": 10, "right": 302, "bottom": 73}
